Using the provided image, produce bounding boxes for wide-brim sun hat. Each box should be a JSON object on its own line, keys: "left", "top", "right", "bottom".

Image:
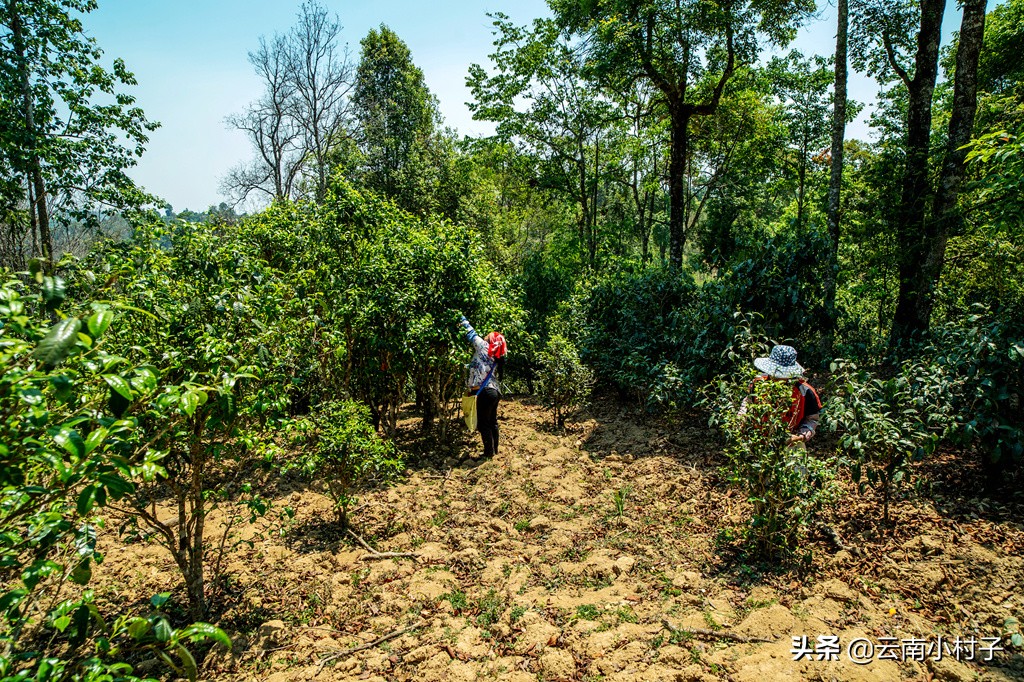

{"left": 754, "top": 344, "right": 804, "bottom": 379}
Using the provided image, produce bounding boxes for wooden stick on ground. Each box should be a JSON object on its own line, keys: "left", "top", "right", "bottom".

{"left": 662, "top": 619, "right": 776, "bottom": 644}
{"left": 360, "top": 551, "right": 420, "bottom": 561}
{"left": 346, "top": 528, "right": 420, "bottom": 561}
{"left": 315, "top": 621, "right": 426, "bottom": 676}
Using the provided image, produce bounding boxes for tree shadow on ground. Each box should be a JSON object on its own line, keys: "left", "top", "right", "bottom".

{"left": 284, "top": 514, "right": 350, "bottom": 554}
{"left": 577, "top": 393, "right": 726, "bottom": 466}
{"left": 390, "top": 396, "right": 537, "bottom": 474}
{"left": 920, "top": 447, "right": 1024, "bottom": 525}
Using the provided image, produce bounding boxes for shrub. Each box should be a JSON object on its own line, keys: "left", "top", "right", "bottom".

{"left": 578, "top": 267, "right": 696, "bottom": 408}
{"left": 824, "top": 358, "right": 955, "bottom": 523}
{"left": 576, "top": 250, "right": 827, "bottom": 412}
{"left": 77, "top": 222, "right": 286, "bottom": 620}
{"left": 926, "top": 307, "right": 1024, "bottom": 482}
{"left": 716, "top": 228, "right": 830, "bottom": 363}
{"left": 0, "top": 274, "right": 227, "bottom": 679}
{"left": 289, "top": 400, "right": 403, "bottom": 528}
{"left": 240, "top": 180, "right": 527, "bottom": 437}
{"left": 720, "top": 375, "right": 836, "bottom": 560}
{"left": 537, "top": 334, "right": 594, "bottom": 428}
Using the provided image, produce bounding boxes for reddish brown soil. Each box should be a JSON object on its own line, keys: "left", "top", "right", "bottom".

{"left": 93, "top": 397, "right": 1024, "bottom": 681}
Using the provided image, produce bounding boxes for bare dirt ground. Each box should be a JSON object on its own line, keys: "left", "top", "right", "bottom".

{"left": 95, "top": 397, "right": 1024, "bottom": 681}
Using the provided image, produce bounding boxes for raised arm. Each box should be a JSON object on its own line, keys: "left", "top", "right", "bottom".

{"left": 459, "top": 315, "right": 488, "bottom": 354}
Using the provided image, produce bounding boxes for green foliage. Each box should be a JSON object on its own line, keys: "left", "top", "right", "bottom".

{"left": 721, "top": 375, "right": 836, "bottom": 560}
{"left": 2, "top": 592, "right": 228, "bottom": 682}
{"left": 925, "top": 308, "right": 1024, "bottom": 474}
{"left": 824, "top": 359, "right": 955, "bottom": 523}
{"left": 474, "top": 589, "right": 505, "bottom": 629}
{"left": 576, "top": 252, "right": 825, "bottom": 411}
{"left": 77, "top": 221, "right": 287, "bottom": 619}
{"left": 711, "top": 228, "right": 830, "bottom": 364}
{"left": 976, "top": 0, "right": 1024, "bottom": 93}
{"left": 468, "top": 14, "right": 618, "bottom": 268}
{"left": 0, "top": 0, "right": 159, "bottom": 266}
{"left": 0, "top": 276, "right": 226, "bottom": 680}
{"left": 611, "top": 485, "right": 630, "bottom": 521}
{"left": 578, "top": 267, "right": 696, "bottom": 408}
{"left": 352, "top": 25, "right": 445, "bottom": 216}
{"left": 964, "top": 94, "right": 1024, "bottom": 229}
{"left": 551, "top": 0, "right": 815, "bottom": 266}
{"left": 553, "top": 0, "right": 816, "bottom": 77}
{"left": 242, "top": 180, "right": 525, "bottom": 438}
{"left": 765, "top": 51, "right": 842, "bottom": 233}
{"left": 289, "top": 400, "right": 402, "bottom": 528}
{"left": 442, "top": 590, "right": 468, "bottom": 613}
{"left": 537, "top": 334, "right": 594, "bottom": 427}
{"left": 1, "top": 277, "right": 152, "bottom": 630}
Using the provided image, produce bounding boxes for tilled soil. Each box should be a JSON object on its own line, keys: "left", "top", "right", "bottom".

{"left": 95, "top": 397, "right": 1024, "bottom": 681}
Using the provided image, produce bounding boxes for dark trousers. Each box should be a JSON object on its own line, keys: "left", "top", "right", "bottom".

{"left": 476, "top": 386, "right": 500, "bottom": 457}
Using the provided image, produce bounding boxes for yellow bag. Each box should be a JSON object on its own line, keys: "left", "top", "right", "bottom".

{"left": 462, "top": 394, "right": 478, "bottom": 431}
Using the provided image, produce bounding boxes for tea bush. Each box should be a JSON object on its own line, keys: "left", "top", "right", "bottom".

{"left": 926, "top": 307, "right": 1024, "bottom": 482}
{"left": 578, "top": 267, "right": 697, "bottom": 408}
{"left": 537, "top": 334, "right": 594, "bottom": 427}
{"left": 824, "top": 358, "right": 956, "bottom": 523}
{"left": 288, "top": 400, "right": 402, "bottom": 528}
{"left": 720, "top": 375, "right": 836, "bottom": 560}
{"left": 576, "top": 248, "right": 825, "bottom": 411}
{"left": 240, "top": 179, "right": 526, "bottom": 436}
{"left": 0, "top": 274, "right": 227, "bottom": 679}
{"left": 77, "top": 222, "right": 287, "bottom": 620}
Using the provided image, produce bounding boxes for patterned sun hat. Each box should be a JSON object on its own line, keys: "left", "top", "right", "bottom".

{"left": 753, "top": 345, "right": 804, "bottom": 379}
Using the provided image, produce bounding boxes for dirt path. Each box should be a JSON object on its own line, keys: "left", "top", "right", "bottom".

{"left": 96, "top": 398, "right": 1024, "bottom": 681}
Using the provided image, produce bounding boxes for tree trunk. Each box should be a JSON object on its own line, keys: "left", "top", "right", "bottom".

{"left": 796, "top": 137, "right": 807, "bottom": 233}
{"left": 186, "top": 428, "right": 208, "bottom": 620}
{"left": 919, "top": 0, "right": 986, "bottom": 325}
{"left": 10, "top": 4, "right": 53, "bottom": 266}
{"left": 888, "top": 0, "right": 948, "bottom": 350}
{"left": 668, "top": 100, "right": 690, "bottom": 271}
{"left": 590, "top": 136, "right": 600, "bottom": 267}
{"left": 822, "top": 0, "right": 848, "bottom": 356}
{"left": 577, "top": 150, "right": 590, "bottom": 262}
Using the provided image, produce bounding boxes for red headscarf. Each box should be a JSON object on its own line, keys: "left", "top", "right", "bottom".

{"left": 485, "top": 332, "right": 506, "bottom": 360}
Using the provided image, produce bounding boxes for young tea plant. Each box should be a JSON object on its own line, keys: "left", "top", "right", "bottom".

{"left": 537, "top": 334, "right": 594, "bottom": 428}
{"left": 721, "top": 374, "right": 836, "bottom": 561}
{"left": 290, "top": 400, "right": 403, "bottom": 529}
{"left": 824, "top": 359, "right": 952, "bottom": 524}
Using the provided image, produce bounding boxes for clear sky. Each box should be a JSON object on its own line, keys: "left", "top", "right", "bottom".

{"left": 82, "top": 0, "right": 980, "bottom": 212}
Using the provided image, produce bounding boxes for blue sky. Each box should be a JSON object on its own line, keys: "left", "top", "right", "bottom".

{"left": 83, "top": 1, "right": 980, "bottom": 212}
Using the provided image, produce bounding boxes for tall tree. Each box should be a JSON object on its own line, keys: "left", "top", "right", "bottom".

{"left": 917, "top": 0, "right": 987, "bottom": 326}
{"left": 224, "top": 34, "right": 305, "bottom": 203}
{"left": 886, "top": 0, "right": 948, "bottom": 348}
{"left": 0, "top": 0, "right": 158, "bottom": 268}
{"left": 290, "top": 1, "right": 354, "bottom": 202}
{"left": 468, "top": 15, "right": 617, "bottom": 267}
{"left": 611, "top": 82, "right": 666, "bottom": 265}
{"left": 551, "top": 0, "right": 815, "bottom": 271}
{"left": 823, "top": 0, "right": 849, "bottom": 352}
{"left": 225, "top": 1, "right": 352, "bottom": 205}
{"left": 352, "top": 25, "right": 439, "bottom": 215}
{"left": 768, "top": 51, "right": 833, "bottom": 233}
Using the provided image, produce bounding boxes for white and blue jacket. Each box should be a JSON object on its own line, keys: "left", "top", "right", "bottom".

{"left": 460, "top": 317, "right": 496, "bottom": 390}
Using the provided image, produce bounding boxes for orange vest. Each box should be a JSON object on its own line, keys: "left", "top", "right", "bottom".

{"left": 750, "top": 375, "right": 820, "bottom": 432}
